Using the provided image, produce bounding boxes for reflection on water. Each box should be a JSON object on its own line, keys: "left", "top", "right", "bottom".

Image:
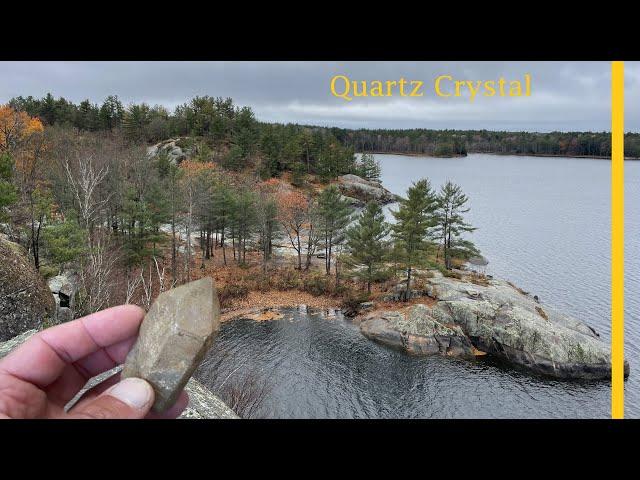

{"left": 196, "top": 310, "right": 610, "bottom": 418}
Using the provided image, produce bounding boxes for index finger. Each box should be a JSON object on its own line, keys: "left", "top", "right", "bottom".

{"left": 0, "top": 305, "right": 144, "bottom": 389}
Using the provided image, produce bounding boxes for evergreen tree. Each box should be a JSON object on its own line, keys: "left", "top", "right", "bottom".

{"left": 99, "top": 95, "right": 124, "bottom": 130}
{"left": 0, "top": 152, "right": 17, "bottom": 221}
{"left": 256, "top": 193, "right": 279, "bottom": 271}
{"left": 156, "top": 153, "right": 183, "bottom": 280}
{"left": 435, "top": 181, "right": 478, "bottom": 269}
{"left": 391, "top": 179, "right": 438, "bottom": 300}
{"left": 211, "top": 182, "right": 234, "bottom": 265}
{"left": 223, "top": 144, "right": 244, "bottom": 171}
{"left": 122, "top": 104, "right": 151, "bottom": 142}
{"left": 291, "top": 160, "right": 306, "bottom": 187}
{"left": 358, "top": 152, "right": 381, "bottom": 182}
{"left": 346, "top": 201, "right": 389, "bottom": 292}
{"left": 229, "top": 187, "right": 257, "bottom": 264}
{"left": 316, "top": 185, "right": 353, "bottom": 276}
{"left": 42, "top": 218, "right": 87, "bottom": 271}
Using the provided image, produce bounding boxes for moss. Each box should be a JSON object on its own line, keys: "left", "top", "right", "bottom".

{"left": 567, "top": 342, "right": 588, "bottom": 363}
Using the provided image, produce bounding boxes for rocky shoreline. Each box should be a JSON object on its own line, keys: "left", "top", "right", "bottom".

{"left": 223, "top": 267, "right": 629, "bottom": 380}
{"left": 356, "top": 269, "right": 629, "bottom": 380}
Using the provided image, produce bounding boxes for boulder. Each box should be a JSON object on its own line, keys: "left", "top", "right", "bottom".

{"left": 361, "top": 271, "right": 630, "bottom": 380}
{"left": 147, "top": 138, "right": 190, "bottom": 164}
{"left": 48, "top": 272, "right": 79, "bottom": 324}
{"left": 381, "top": 279, "right": 425, "bottom": 302}
{"left": 337, "top": 174, "right": 397, "bottom": 205}
{"left": 0, "top": 235, "right": 56, "bottom": 341}
{"left": 361, "top": 305, "right": 475, "bottom": 357}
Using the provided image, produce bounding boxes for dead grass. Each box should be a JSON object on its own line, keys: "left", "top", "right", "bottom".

{"left": 468, "top": 273, "right": 490, "bottom": 286}
{"left": 535, "top": 306, "right": 549, "bottom": 321}
{"left": 507, "top": 281, "right": 529, "bottom": 296}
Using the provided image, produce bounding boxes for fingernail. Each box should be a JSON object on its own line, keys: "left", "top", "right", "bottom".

{"left": 106, "top": 378, "right": 154, "bottom": 410}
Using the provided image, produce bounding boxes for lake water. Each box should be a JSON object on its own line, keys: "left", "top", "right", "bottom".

{"left": 196, "top": 153, "right": 639, "bottom": 418}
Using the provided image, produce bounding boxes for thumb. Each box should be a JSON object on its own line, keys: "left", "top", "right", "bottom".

{"left": 68, "top": 377, "right": 155, "bottom": 419}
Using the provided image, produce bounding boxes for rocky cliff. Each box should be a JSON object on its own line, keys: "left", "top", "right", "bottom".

{"left": 0, "top": 234, "right": 56, "bottom": 341}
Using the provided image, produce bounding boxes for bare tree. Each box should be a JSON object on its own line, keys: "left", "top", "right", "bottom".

{"left": 125, "top": 273, "right": 142, "bottom": 305}
{"left": 64, "top": 153, "right": 110, "bottom": 243}
{"left": 77, "top": 233, "right": 118, "bottom": 315}
{"left": 197, "top": 351, "right": 273, "bottom": 419}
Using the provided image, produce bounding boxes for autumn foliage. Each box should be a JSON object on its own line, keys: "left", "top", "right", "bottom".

{"left": 0, "top": 105, "right": 44, "bottom": 153}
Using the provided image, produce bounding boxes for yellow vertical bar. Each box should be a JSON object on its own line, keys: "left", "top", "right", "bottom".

{"left": 611, "top": 60, "right": 624, "bottom": 419}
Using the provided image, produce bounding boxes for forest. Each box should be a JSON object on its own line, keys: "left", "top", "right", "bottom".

{"left": 8, "top": 93, "right": 640, "bottom": 160}
{"left": 1, "top": 93, "right": 485, "bottom": 320}
{"left": 332, "top": 127, "right": 640, "bottom": 158}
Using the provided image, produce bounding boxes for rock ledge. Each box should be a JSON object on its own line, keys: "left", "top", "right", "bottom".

{"left": 360, "top": 270, "right": 630, "bottom": 380}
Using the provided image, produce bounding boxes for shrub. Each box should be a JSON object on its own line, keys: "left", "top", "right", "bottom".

{"left": 39, "top": 264, "right": 59, "bottom": 280}
{"left": 219, "top": 282, "right": 250, "bottom": 307}
{"left": 272, "top": 267, "right": 301, "bottom": 290}
{"left": 303, "top": 273, "right": 329, "bottom": 296}
{"left": 340, "top": 289, "right": 370, "bottom": 317}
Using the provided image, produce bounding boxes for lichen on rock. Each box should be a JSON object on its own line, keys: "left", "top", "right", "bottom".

{"left": 0, "top": 234, "right": 56, "bottom": 341}
{"left": 360, "top": 271, "right": 630, "bottom": 380}
{"left": 337, "top": 174, "right": 397, "bottom": 205}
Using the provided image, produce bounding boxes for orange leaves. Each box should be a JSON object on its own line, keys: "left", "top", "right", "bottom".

{"left": 180, "top": 159, "right": 216, "bottom": 174}
{"left": 179, "top": 160, "right": 216, "bottom": 187}
{"left": 277, "top": 189, "right": 308, "bottom": 211}
{"left": 0, "top": 105, "right": 43, "bottom": 153}
{"left": 276, "top": 189, "right": 309, "bottom": 225}
{"left": 27, "top": 117, "right": 44, "bottom": 135}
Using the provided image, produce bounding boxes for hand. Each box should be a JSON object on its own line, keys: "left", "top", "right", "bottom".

{"left": 0, "top": 305, "right": 188, "bottom": 419}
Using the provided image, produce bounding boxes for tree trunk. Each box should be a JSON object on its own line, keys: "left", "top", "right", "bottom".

{"left": 221, "top": 231, "right": 227, "bottom": 265}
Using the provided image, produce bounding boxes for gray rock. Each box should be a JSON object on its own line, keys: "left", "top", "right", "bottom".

{"left": 48, "top": 272, "right": 79, "bottom": 323}
{"left": 180, "top": 378, "right": 239, "bottom": 419}
{"left": 147, "top": 138, "right": 189, "bottom": 164}
{"left": 360, "top": 305, "right": 475, "bottom": 357}
{"left": 122, "top": 277, "right": 221, "bottom": 412}
{"left": 362, "top": 271, "right": 630, "bottom": 380}
{"left": 0, "top": 235, "right": 56, "bottom": 341}
{"left": 382, "top": 280, "right": 425, "bottom": 302}
{"left": 0, "top": 329, "right": 38, "bottom": 359}
{"left": 337, "top": 174, "right": 397, "bottom": 205}
{"left": 359, "top": 301, "right": 375, "bottom": 311}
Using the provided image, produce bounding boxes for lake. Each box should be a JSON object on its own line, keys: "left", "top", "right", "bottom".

{"left": 196, "top": 153, "right": 639, "bottom": 418}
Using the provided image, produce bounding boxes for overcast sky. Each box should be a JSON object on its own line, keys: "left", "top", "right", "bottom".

{"left": 1, "top": 61, "right": 638, "bottom": 132}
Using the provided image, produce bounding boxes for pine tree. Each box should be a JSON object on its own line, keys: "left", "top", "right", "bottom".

{"left": 358, "top": 153, "right": 381, "bottom": 182}
{"left": 0, "top": 152, "right": 17, "bottom": 221}
{"left": 435, "top": 181, "right": 478, "bottom": 269}
{"left": 391, "top": 179, "right": 438, "bottom": 300}
{"left": 229, "top": 187, "right": 257, "bottom": 264}
{"left": 316, "top": 185, "right": 353, "bottom": 276}
{"left": 346, "top": 201, "right": 389, "bottom": 292}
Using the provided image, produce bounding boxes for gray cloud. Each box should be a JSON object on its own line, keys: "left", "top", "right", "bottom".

{"left": 1, "top": 61, "right": 638, "bottom": 132}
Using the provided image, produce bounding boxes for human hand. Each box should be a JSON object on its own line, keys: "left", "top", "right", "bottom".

{"left": 0, "top": 305, "right": 188, "bottom": 419}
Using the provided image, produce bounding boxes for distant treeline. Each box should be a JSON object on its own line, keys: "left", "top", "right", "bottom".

{"left": 331, "top": 128, "right": 640, "bottom": 159}
{"left": 8, "top": 93, "right": 640, "bottom": 162}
